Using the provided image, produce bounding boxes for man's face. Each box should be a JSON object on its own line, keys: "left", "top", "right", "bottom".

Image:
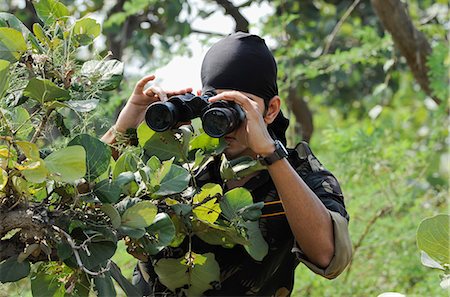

{"left": 215, "top": 90, "right": 267, "bottom": 160}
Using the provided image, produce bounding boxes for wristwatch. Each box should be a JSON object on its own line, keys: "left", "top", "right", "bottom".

{"left": 258, "top": 140, "right": 289, "bottom": 166}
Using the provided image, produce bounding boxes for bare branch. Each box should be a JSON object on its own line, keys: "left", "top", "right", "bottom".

{"left": 213, "top": 0, "right": 249, "bottom": 32}
{"left": 322, "top": 0, "right": 362, "bottom": 55}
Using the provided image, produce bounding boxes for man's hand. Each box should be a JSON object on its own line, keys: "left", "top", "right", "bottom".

{"left": 208, "top": 91, "right": 276, "bottom": 157}
{"left": 115, "top": 75, "right": 192, "bottom": 132}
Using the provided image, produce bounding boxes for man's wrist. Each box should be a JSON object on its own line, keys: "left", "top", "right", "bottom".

{"left": 257, "top": 140, "right": 289, "bottom": 166}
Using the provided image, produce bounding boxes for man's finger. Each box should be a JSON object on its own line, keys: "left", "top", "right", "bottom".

{"left": 166, "top": 87, "right": 193, "bottom": 98}
{"left": 134, "top": 74, "right": 156, "bottom": 94}
{"left": 145, "top": 86, "right": 168, "bottom": 102}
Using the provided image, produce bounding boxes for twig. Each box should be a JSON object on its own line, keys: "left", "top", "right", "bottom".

{"left": 30, "top": 108, "right": 53, "bottom": 143}
{"left": 52, "top": 225, "right": 112, "bottom": 276}
{"left": 322, "top": 0, "right": 361, "bottom": 55}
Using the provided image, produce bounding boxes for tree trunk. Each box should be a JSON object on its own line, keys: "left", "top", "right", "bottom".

{"left": 371, "top": 0, "right": 440, "bottom": 104}
{"left": 287, "top": 86, "right": 314, "bottom": 142}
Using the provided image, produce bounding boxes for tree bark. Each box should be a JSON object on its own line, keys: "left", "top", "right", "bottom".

{"left": 371, "top": 0, "right": 440, "bottom": 104}
{"left": 287, "top": 86, "right": 314, "bottom": 142}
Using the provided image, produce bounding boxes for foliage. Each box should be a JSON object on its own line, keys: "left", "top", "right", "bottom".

{"left": 0, "top": 1, "right": 268, "bottom": 296}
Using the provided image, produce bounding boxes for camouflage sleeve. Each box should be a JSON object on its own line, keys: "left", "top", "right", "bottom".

{"left": 288, "top": 141, "right": 352, "bottom": 278}
{"left": 289, "top": 141, "right": 349, "bottom": 221}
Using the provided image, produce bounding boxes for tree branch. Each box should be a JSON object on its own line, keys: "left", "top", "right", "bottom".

{"left": 371, "top": 0, "right": 440, "bottom": 104}
{"left": 213, "top": 0, "right": 249, "bottom": 32}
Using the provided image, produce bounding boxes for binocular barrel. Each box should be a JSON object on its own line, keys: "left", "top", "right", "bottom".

{"left": 145, "top": 93, "right": 245, "bottom": 138}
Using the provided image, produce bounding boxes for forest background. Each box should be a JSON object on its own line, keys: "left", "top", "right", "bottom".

{"left": 0, "top": 0, "right": 448, "bottom": 296}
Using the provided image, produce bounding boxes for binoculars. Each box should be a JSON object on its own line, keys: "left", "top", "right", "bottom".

{"left": 144, "top": 91, "right": 245, "bottom": 138}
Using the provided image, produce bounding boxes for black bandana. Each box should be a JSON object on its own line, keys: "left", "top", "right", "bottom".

{"left": 201, "top": 32, "right": 289, "bottom": 145}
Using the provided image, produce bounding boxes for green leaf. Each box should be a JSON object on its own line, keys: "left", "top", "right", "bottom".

{"left": 30, "top": 263, "right": 65, "bottom": 297}
{"left": 44, "top": 145, "right": 86, "bottom": 183}
{"left": 21, "top": 159, "right": 48, "bottom": 183}
{"left": 34, "top": 0, "right": 70, "bottom": 25}
{"left": 0, "top": 168, "right": 7, "bottom": 191}
{"left": 0, "top": 28, "right": 27, "bottom": 62}
{"left": 33, "top": 23, "right": 50, "bottom": 45}
{"left": 0, "top": 257, "right": 30, "bottom": 283}
{"left": 193, "top": 183, "right": 222, "bottom": 224}
{"left": 417, "top": 214, "right": 450, "bottom": 265}
{"left": 153, "top": 163, "right": 190, "bottom": 196}
{"left": 220, "top": 187, "right": 254, "bottom": 220}
{"left": 56, "top": 241, "right": 73, "bottom": 260}
{"left": 117, "top": 225, "right": 146, "bottom": 239}
{"left": 237, "top": 202, "right": 264, "bottom": 221}
{"left": 94, "top": 272, "right": 116, "bottom": 297}
{"left": 112, "top": 150, "right": 138, "bottom": 179}
{"left": 110, "top": 262, "right": 142, "bottom": 297}
{"left": 78, "top": 240, "right": 117, "bottom": 270}
{"left": 80, "top": 60, "right": 124, "bottom": 90}
{"left": 10, "top": 106, "right": 33, "bottom": 140}
{"left": 189, "top": 131, "right": 226, "bottom": 155}
{"left": 140, "top": 125, "right": 183, "bottom": 161}
{"left": 192, "top": 219, "right": 247, "bottom": 247}
{"left": 244, "top": 221, "right": 269, "bottom": 261}
{"left": 142, "top": 213, "right": 176, "bottom": 255}
{"left": 68, "top": 134, "right": 111, "bottom": 181}
{"left": 121, "top": 201, "right": 157, "bottom": 229}
{"left": 154, "top": 252, "right": 220, "bottom": 296}
{"left": 100, "top": 204, "right": 121, "bottom": 229}
{"left": 0, "top": 59, "right": 9, "bottom": 97}
{"left": 73, "top": 18, "right": 101, "bottom": 45}
{"left": 16, "top": 141, "right": 40, "bottom": 160}
{"left": 23, "top": 78, "right": 70, "bottom": 103}
{"left": 0, "top": 13, "right": 30, "bottom": 37}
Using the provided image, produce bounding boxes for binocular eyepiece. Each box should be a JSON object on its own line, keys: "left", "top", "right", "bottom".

{"left": 144, "top": 91, "right": 245, "bottom": 138}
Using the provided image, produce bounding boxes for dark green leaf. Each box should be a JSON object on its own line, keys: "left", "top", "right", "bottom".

{"left": 140, "top": 125, "right": 183, "bottom": 161}
{"left": 68, "top": 134, "right": 112, "bottom": 181}
{"left": 94, "top": 272, "right": 116, "bottom": 297}
{"left": 117, "top": 225, "right": 146, "bottom": 239}
{"left": 220, "top": 187, "right": 254, "bottom": 220}
{"left": 110, "top": 261, "right": 142, "bottom": 297}
{"left": 78, "top": 240, "right": 117, "bottom": 270}
{"left": 56, "top": 241, "right": 73, "bottom": 260}
{"left": 237, "top": 202, "right": 264, "bottom": 221}
{"left": 0, "top": 257, "right": 30, "bottom": 283}
{"left": 101, "top": 204, "right": 121, "bottom": 229}
{"left": 142, "top": 213, "right": 176, "bottom": 255}
{"left": 153, "top": 163, "right": 190, "bottom": 196}
{"left": 121, "top": 201, "right": 157, "bottom": 229}
{"left": 94, "top": 179, "right": 122, "bottom": 204}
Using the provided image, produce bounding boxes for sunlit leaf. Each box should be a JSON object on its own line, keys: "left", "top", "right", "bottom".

{"left": 0, "top": 28, "right": 27, "bottom": 62}
{"left": 73, "top": 18, "right": 101, "bottom": 46}
{"left": 121, "top": 201, "right": 157, "bottom": 229}
{"left": 23, "top": 78, "right": 70, "bottom": 103}
{"left": 417, "top": 214, "right": 450, "bottom": 265}
{"left": 34, "top": 0, "right": 70, "bottom": 25}
{"left": 80, "top": 60, "right": 124, "bottom": 90}
{"left": 44, "top": 145, "right": 86, "bottom": 183}
{"left": 193, "top": 183, "right": 222, "bottom": 224}
{"left": 0, "top": 59, "right": 9, "bottom": 97}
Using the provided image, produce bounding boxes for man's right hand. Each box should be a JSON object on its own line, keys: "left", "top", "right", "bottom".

{"left": 114, "top": 75, "right": 192, "bottom": 133}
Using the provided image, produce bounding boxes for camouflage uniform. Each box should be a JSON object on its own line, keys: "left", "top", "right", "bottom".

{"left": 133, "top": 142, "right": 352, "bottom": 296}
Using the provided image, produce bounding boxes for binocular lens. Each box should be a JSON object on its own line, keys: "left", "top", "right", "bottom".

{"left": 145, "top": 102, "right": 177, "bottom": 132}
{"left": 202, "top": 108, "right": 235, "bottom": 138}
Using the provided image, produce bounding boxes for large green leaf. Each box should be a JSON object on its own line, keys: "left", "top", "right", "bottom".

{"left": 142, "top": 213, "right": 176, "bottom": 255}
{"left": 193, "top": 183, "right": 222, "bottom": 224}
{"left": 192, "top": 219, "right": 247, "bottom": 247}
{"left": 189, "top": 131, "right": 226, "bottom": 156}
{"left": 34, "top": 0, "right": 70, "bottom": 25}
{"left": 139, "top": 124, "right": 183, "bottom": 161}
{"left": 44, "top": 145, "right": 86, "bottom": 183}
{"left": 10, "top": 106, "right": 33, "bottom": 140}
{"left": 23, "top": 78, "right": 70, "bottom": 103}
{"left": 0, "top": 59, "right": 9, "bottom": 97}
{"left": 112, "top": 149, "right": 138, "bottom": 179}
{"left": 244, "top": 221, "right": 269, "bottom": 261}
{"left": 0, "top": 28, "right": 27, "bottom": 62}
{"left": 0, "top": 257, "right": 30, "bottom": 283}
{"left": 21, "top": 159, "right": 48, "bottom": 183}
{"left": 80, "top": 60, "right": 123, "bottom": 90}
{"left": 121, "top": 201, "right": 157, "bottom": 229}
{"left": 100, "top": 204, "right": 121, "bottom": 228}
{"left": 94, "top": 179, "right": 122, "bottom": 204}
{"left": 220, "top": 188, "right": 254, "bottom": 220}
{"left": 417, "top": 214, "right": 450, "bottom": 265}
{"left": 0, "top": 13, "right": 30, "bottom": 37}
{"left": 153, "top": 163, "right": 190, "bottom": 196}
{"left": 154, "top": 252, "right": 220, "bottom": 296}
{"left": 78, "top": 240, "right": 117, "bottom": 270}
{"left": 73, "top": 18, "right": 101, "bottom": 46}
{"left": 94, "top": 272, "right": 116, "bottom": 297}
{"left": 68, "top": 134, "right": 111, "bottom": 181}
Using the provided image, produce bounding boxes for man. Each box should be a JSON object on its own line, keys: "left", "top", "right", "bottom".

{"left": 102, "top": 32, "right": 352, "bottom": 296}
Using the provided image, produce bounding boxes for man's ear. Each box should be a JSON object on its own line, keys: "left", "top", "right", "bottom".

{"left": 264, "top": 96, "right": 281, "bottom": 125}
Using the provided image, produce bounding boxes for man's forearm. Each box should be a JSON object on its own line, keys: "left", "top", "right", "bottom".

{"left": 267, "top": 158, "right": 334, "bottom": 268}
